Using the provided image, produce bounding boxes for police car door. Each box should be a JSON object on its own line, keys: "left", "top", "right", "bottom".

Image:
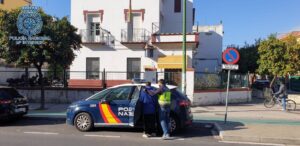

{"left": 100, "top": 86, "right": 135, "bottom": 125}
{"left": 128, "top": 85, "right": 142, "bottom": 127}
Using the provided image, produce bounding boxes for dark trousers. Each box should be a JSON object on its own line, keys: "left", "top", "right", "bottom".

{"left": 143, "top": 114, "right": 156, "bottom": 135}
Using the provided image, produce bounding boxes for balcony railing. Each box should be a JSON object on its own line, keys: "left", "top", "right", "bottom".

{"left": 80, "top": 28, "right": 114, "bottom": 45}
{"left": 121, "top": 28, "right": 150, "bottom": 43}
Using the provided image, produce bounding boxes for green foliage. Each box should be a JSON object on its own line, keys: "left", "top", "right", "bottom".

{"left": 237, "top": 40, "right": 260, "bottom": 73}
{"left": 257, "top": 34, "right": 300, "bottom": 76}
{"left": 0, "top": 9, "right": 81, "bottom": 70}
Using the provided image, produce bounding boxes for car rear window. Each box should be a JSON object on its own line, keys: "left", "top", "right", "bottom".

{"left": 0, "top": 88, "right": 22, "bottom": 99}
{"left": 171, "top": 89, "right": 187, "bottom": 100}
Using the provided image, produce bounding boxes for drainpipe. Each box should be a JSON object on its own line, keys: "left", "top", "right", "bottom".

{"left": 182, "top": 0, "right": 187, "bottom": 95}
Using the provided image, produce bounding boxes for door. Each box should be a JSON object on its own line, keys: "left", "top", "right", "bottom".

{"left": 164, "top": 69, "right": 182, "bottom": 86}
{"left": 99, "top": 86, "right": 136, "bottom": 125}
{"left": 128, "top": 13, "right": 142, "bottom": 41}
{"left": 129, "top": 86, "right": 142, "bottom": 126}
{"left": 90, "top": 22, "right": 100, "bottom": 42}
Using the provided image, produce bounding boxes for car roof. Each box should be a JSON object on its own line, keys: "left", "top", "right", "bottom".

{"left": 111, "top": 83, "right": 177, "bottom": 90}
{"left": 0, "top": 86, "right": 14, "bottom": 89}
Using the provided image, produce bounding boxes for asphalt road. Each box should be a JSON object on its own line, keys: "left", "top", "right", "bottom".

{"left": 0, "top": 116, "right": 272, "bottom": 146}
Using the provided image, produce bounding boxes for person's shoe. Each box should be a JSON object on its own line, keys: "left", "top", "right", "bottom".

{"left": 162, "top": 134, "right": 171, "bottom": 140}
{"left": 142, "top": 134, "right": 150, "bottom": 138}
{"left": 150, "top": 133, "right": 157, "bottom": 137}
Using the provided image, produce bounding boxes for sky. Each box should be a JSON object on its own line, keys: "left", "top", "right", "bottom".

{"left": 33, "top": 0, "right": 300, "bottom": 49}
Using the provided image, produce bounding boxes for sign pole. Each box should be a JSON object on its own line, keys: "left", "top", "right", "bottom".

{"left": 222, "top": 47, "right": 240, "bottom": 124}
{"left": 224, "top": 70, "right": 231, "bottom": 124}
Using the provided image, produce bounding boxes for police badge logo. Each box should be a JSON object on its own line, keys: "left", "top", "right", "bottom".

{"left": 17, "top": 6, "right": 43, "bottom": 37}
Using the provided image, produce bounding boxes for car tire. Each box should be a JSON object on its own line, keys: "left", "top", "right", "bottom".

{"left": 74, "top": 112, "right": 94, "bottom": 132}
{"left": 170, "top": 114, "right": 180, "bottom": 134}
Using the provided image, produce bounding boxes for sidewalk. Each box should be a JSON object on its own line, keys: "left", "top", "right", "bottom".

{"left": 27, "top": 103, "right": 69, "bottom": 117}
{"left": 192, "top": 99, "right": 300, "bottom": 145}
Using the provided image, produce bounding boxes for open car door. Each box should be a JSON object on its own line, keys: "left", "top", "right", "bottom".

{"left": 128, "top": 85, "right": 142, "bottom": 127}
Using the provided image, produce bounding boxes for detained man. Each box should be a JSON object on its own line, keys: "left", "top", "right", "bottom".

{"left": 139, "top": 82, "right": 157, "bottom": 138}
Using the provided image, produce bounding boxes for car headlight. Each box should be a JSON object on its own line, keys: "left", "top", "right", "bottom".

{"left": 69, "top": 104, "right": 77, "bottom": 108}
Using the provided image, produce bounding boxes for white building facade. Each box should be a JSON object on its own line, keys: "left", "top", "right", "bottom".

{"left": 193, "top": 24, "right": 223, "bottom": 73}
{"left": 70, "top": 0, "right": 223, "bottom": 98}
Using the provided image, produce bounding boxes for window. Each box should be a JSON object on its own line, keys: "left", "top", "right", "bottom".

{"left": 131, "top": 86, "right": 140, "bottom": 101}
{"left": 127, "top": 58, "right": 141, "bottom": 79}
{"left": 87, "top": 89, "right": 111, "bottom": 101}
{"left": 174, "top": 0, "right": 181, "bottom": 13}
{"left": 105, "top": 86, "right": 134, "bottom": 101}
{"left": 86, "top": 58, "right": 100, "bottom": 79}
{"left": 90, "top": 22, "right": 100, "bottom": 36}
{"left": 192, "top": 8, "right": 195, "bottom": 24}
{"left": 145, "top": 49, "right": 154, "bottom": 58}
{"left": 0, "top": 90, "right": 12, "bottom": 99}
{"left": 0, "top": 89, "right": 22, "bottom": 99}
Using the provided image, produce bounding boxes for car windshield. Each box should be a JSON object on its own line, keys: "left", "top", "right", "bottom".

{"left": 86, "top": 88, "right": 111, "bottom": 101}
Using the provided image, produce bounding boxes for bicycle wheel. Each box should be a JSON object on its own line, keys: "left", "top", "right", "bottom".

{"left": 264, "top": 98, "right": 276, "bottom": 108}
{"left": 285, "top": 99, "right": 296, "bottom": 111}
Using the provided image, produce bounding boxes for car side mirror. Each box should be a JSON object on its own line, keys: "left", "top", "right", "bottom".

{"left": 100, "top": 99, "right": 109, "bottom": 104}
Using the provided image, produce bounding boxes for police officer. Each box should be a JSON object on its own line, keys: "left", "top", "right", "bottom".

{"left": 147, "top": 79, "right": 171, "bottom": 140}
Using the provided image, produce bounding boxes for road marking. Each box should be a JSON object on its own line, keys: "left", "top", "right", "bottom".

{"left": 24, "top": 132, "right": 59, "bottom": 135}
{"left": 84, "top": 134, "right": 121, "bottom": 138}
{"left": 220, "top": 141, "right": 285, "bottom": 146}
{"left": 147, "top": 137, "right": 185, "bottom": 141}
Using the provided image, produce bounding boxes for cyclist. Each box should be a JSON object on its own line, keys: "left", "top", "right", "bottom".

{"left": 273, "top": 79, "right": 287, "bottom": 111}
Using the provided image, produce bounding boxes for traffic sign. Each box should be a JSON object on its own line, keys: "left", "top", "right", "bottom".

{"left": 221, "top": 48, "right": 240, "bottom": 124}
{"left": 222, "top": 64, "right": 239, "bottom": 70}
{"left": 222, "top": 48, "right": 240, "bottom": 65}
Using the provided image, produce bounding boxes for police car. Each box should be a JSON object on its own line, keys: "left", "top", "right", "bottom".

{"left": 66, "top": 84, "right": 193, "bottom": 133}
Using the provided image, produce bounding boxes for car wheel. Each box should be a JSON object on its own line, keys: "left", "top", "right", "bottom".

{"left": 170, "top": 115, "right": 180, "bottom": 134}
{"left": 74, "top": 112, "right": 93, "bottom": 132}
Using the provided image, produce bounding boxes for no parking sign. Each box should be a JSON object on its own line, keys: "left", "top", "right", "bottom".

{"left": 222, "top": 48, "right": 240, "bottom": 70}
{"left": 222, "top": 47, "right": 240, "bottom": 124}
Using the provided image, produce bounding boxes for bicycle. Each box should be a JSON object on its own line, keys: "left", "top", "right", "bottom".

{"left": 264, "top": 94, "right": 297, "bottom": 111}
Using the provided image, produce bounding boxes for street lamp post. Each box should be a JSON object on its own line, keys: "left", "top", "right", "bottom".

{"left": 182, "top": 0, "right": 187, "bottom": 95}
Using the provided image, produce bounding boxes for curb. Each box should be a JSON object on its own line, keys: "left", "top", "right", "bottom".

{"left": 213, "top": 122, "right": 300, "bottom": 145}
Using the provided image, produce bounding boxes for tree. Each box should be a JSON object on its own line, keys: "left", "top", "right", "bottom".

{"left": 257, "top": 34, "right": 300, "bottom": 87}
{"left": 237, "top": 40, "right": 260, "bottom": 74}
{"left": 0, "top": 9, "right": 81, "bottom": 109}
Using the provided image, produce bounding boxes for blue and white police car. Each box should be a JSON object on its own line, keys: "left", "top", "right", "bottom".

{"left": 66, "top": 84, "right": 193, "bottom": 133}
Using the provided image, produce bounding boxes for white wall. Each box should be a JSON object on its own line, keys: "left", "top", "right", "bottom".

{"left": 193, "top": 24, "right": 223, "bottom": 73}
{"left": 193, "top": 90, "right": 252, "bottom": 106}
{"left": 160, "top": 0, "right": 194, "bottom": 33}
{"left": 71, "top": 0, "right": 160, "bottom": 46}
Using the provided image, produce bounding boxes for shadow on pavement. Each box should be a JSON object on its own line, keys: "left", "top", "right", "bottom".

{"left": 194, "top": 120, "right": 246, "bottom": 132}
{"left": 91, "top": 127, "right": 143, "bottom": 133}
{"left": 173, "top": 122, "right": 215, "bottom": 138}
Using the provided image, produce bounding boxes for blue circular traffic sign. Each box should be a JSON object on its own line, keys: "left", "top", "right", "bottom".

{"left": 222, "top": 48, "right": 240, "bottom": 64}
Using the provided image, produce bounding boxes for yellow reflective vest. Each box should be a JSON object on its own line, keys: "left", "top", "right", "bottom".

{"left": 158, "top": 90, "right": 171, "bottom": 105}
